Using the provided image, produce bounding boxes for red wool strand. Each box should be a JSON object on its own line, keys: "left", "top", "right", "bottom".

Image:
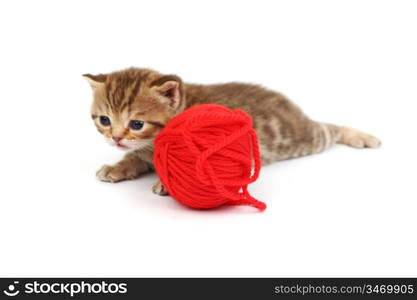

{"left": 154, "top": 104, "right": 266, "bottom": 211}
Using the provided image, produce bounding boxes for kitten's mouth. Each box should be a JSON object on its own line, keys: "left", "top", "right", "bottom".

{"left": 116, "top": 143, "right": 128, "bottom": 149}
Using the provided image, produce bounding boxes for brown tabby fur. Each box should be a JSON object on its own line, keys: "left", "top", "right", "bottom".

{"left": 84, "top": 67, "right": 380, "bottom": 195}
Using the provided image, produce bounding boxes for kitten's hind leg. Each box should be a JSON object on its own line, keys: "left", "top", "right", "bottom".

{"left": 335, "top": 125, "right": 381, "bottom": 149}
{"left": 268, "top": 122, "right": 381, "bottom": 163}
{"left": 96, "top": 150, "right": 152, "bottom": 183}
{"left": 313, "top": 123, "right": 381, "bottom": 153}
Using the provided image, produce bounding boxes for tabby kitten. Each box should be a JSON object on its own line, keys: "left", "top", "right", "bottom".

{"left": 84, "top": 68, "right": 380, "bottom": 195}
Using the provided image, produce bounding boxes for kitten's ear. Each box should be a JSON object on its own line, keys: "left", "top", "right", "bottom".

{"left": 82, "top": 73, "right": 107, "bottom": 89}
{"left": 150, "top": 75, "right": 182, "bottom": 109}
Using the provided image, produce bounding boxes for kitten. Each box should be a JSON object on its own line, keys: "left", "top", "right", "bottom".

{"left": 84, "top": 67, "right": 380, "bottom": 195}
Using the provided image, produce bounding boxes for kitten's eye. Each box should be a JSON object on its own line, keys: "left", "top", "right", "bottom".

{"left": 129, "top": 120, "right": 144, "bottom": 130}
{"left": 99, "top": 116, "right": 111, "bottom": 126}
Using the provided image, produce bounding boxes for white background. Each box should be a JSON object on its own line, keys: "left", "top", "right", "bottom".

{"left": 0, "top": 0, "right": 416, "bottom": 277}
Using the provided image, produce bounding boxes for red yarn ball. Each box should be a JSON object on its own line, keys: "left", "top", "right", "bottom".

{"left": 154, "top": 104, "right": 266, "bottom": 211}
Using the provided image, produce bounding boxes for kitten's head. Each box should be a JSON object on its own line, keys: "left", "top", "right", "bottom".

{"left": 84, "top": 68, "right": 185, "bottom": 151}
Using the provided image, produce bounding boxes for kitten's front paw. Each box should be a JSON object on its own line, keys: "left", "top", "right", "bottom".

{"left": 152, "top": 180, "right": 169, "bottom": 196}
{"left": 96, "top": 164, "right": 139, "bottom": 183}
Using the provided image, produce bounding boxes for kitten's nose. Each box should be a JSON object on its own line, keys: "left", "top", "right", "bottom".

{"left": 112, "top": 137, "right": 122, "bottom": 143}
